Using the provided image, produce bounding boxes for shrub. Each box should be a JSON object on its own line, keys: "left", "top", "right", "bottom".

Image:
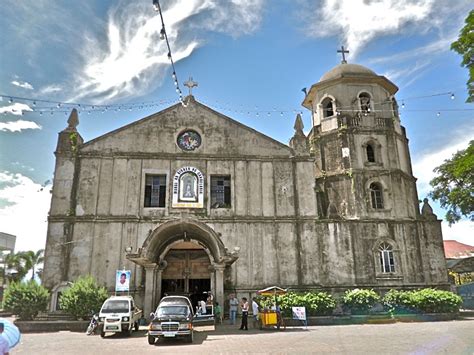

{"left": 59, "top": 276, "right": 108, "bottom": 320}
{"left": 3, "top": 281, "right": 49, "bottom": 320}
{"left": 411, "top": 289, "right": 462, "bottom": 314}
{"left": 382, "top": 289, "right": 462, "bottom": 314}
{"left": 256, "top": 291, "right": 336, "bottom": 317}
{"left": 342, "top": 289, "right": 380, "bottom": 315}
{"left": 382, "top": 289, "right": 416, "bottom": 314}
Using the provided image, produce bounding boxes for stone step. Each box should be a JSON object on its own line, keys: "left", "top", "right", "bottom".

{"left": 35, "top": 311, "right": 76, "bottom": 321}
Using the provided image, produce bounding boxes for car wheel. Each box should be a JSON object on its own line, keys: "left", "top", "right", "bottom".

{"left": 134, "top": 322, "right": 139, "bottom": 331}
{"left": 148, "top": 335, "right": 155, "bottom": 345}
{"left": 100, "top": 330, "right": 105, "bottom": 338}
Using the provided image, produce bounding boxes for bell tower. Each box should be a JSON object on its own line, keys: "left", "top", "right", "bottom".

{"left": 302, "top": 57, "right": 420, "bottom": 220}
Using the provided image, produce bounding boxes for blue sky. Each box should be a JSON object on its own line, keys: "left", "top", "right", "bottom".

{"left": 0, "top": 0, "right": 473, "bottom": 252}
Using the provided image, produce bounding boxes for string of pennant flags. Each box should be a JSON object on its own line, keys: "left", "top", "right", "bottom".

{"left": 0, "top": 91, "right": 473, "bottom": 118}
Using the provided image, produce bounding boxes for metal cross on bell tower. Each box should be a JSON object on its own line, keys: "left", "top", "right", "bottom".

{"left": 337, "top": 46, "right": 349, "bottom": 64}
{"left": 184, "top": 77, "right": 198, "bottom": 96}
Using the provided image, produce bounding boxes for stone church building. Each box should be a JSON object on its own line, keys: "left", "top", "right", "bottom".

{"left": 43, "top": 61, "right": 448, "bottom": 315}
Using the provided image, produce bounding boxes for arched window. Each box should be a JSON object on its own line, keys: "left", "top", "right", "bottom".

{"left": 321, "top": 98, "right": 334, "bottom": 118}
{"left": 369, "top": 182, "right": 384, "bottom": 209}
{"left": 378, "top": 242, "right": 395, "bottom": 273}
{"left": 366, "top": 144, "right": 375, "bottom": 162}
{"left": 359, "top": 92, "right": 371, "bottom": 113}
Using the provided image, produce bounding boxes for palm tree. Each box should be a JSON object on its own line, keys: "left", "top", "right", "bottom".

{"left": 4, "top": 252, "right": 28, "bottom": 283}
{"left": 18, "top": 249, "right": 45, "bottom": 281}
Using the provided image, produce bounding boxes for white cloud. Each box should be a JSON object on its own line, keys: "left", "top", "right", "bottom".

{"left": 73, "top": 0, "right": 265, "bottom": 102}
{"left": 369, "top": 36, "right": 455, "bottom": 66}
{"left": 383, "top": 60, "right": 432, "bottom": 87}
{"left": 304, "top": 0, "right": 434, "bottom": 58}
{"left": 412, "top": 126, "right": 474, "bottom": 197}
{"left": 0, "top": 120, "right": 41, "bottom": 132}
{"left": 39, "top": 84, "right": 63, "bottom": 95}
{"left": 0, "top": 103, "right": 33, "bottom": 116}
{"left": 0, "top": 171, "right": 51, "bottom": 252}
{"left": 11, "top": 80, "right": 34, "bottom": 90}
{"left": 300, "top": 0, "right": 472, "bottom": 62}
{"left": 442, "top": 220, "right": 474, "bottom": 245}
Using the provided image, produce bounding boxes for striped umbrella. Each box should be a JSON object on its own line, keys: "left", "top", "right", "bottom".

{"left": 0, "top": 318, "right": 21, "bottom": 349}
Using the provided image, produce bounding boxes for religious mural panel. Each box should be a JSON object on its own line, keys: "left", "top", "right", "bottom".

{"left": 172, "top": 166, "right": 204, "bottom": 208}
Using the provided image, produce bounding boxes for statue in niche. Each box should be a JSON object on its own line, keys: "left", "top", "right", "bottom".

{"left": 180, "top": 172, "right": 197, "bottom": 201}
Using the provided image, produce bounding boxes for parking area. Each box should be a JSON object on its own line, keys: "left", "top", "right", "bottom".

{"left": 14, "top": 319, "right": 474, "bottom": 354}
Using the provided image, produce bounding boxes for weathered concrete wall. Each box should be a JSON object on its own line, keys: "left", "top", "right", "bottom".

{"left": 51, "top": 217, "right": 448, "bottom": 297}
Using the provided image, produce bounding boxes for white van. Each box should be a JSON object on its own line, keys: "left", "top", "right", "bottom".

{"left": 99, "top": 296, "right": 142, "bottom": 337}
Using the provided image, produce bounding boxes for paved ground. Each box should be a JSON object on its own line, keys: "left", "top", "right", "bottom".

{"left": 13, "top": 319, "right": 474, "bottom": 354}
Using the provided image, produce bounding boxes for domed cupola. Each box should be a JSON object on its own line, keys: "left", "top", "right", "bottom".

{"left": 319, "top": 63, "right": 377, "bottom": 82}
{"left": 302, "top": 57, "right": 399, "bottom": 130}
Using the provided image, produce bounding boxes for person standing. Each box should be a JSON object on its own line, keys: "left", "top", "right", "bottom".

{"left": 229, "top": 293, "right": 239, "bottom": 325}
{"left": 0, "top": 323, "right": 9, "bottom": 355}
{"left": 252, "top": 298, "right": 260, "bottom": 328}
{"left": 214, "top": 302, "right": 222, "bottom": 324}
{"left": 239, "top": 297, "right": 249, "bottom": 330}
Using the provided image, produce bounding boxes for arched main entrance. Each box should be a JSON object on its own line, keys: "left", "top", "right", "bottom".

{"left": 160, "top": 240, "right": 212, "bottom": 311}
{"left": 126, "top": 219, "right": 239, "bottom": 315}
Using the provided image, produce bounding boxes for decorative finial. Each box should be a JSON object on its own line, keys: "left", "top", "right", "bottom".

{"left": 184, "top": 77, "right": 198, "bottom": 96}
{"left": 67, "top": 108, "right": 79, "bottom": 130}
{"left": 421, "top": 198, "right": 437, "bottom": 220}
{"left": 301, "top": 87, "right": 307, "bottom": 96}
{"left": 337, "top": 46, "right": 349, "bottom": 64}
{"left": 294, "top": 113, "right": 304, "bottom": 136}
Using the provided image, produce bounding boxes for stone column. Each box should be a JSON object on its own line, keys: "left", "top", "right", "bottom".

{"left": 155, "top": 268, "right": 163, "bottom": 306}
{"left": 144, "top": 265, "right": 157, "bottom": 316}
{"left": 214, "top": 264, "right": 226, "bottom": 311}
{"left": 209, "top": 265, "right": 215, "bottom": 295}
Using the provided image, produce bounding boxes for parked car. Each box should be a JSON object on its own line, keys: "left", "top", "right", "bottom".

{"left": 148, "top": 295, "right": 214, "bottom": 345}
{"left": 99, "top": 296, "right": 142, "bottom": 337}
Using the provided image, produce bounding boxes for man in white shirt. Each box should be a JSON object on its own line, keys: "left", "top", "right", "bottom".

{"left": 239, "top": 297, "right": 249, "bottom": 330}
{"left": 252, "top": 298, "right": 259, "bottom": 328}
{"left": 199, "top": 300, "right": 207, "bottom": 315}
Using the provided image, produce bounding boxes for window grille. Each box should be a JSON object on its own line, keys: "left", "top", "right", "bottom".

{"left": 378, "top": 242, "right": 395, "bottom": 273}
{"left": 144, "top": 175, "right": 166, "bottom": 207}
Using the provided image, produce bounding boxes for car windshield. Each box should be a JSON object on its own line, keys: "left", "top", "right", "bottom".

{"left": 101, "top": 300, "right": 129, "bottom": 313}
{"left": 156, "top": 306, "right": 189, "bottom": 317}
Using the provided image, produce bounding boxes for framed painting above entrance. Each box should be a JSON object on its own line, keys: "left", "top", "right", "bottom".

{"left": 172, "top": 166, "right": 204, "bottom": 208}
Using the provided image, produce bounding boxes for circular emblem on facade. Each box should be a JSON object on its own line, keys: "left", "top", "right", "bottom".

{"left": 177, "top": 130, "right": 201, "bottom": 151}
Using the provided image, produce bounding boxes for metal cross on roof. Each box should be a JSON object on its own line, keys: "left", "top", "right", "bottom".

{"left": 184, "top": 77, "right": 198, "bottom": 96}
{"left": 337, "top": 46, "right": 349, "bottom": 64}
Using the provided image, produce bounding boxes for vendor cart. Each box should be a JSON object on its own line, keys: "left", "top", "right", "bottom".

{"left": 256, "top": 286, "right": 287, "bottom": 330}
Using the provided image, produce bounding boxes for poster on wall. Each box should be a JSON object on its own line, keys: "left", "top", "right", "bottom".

{"left": 115, "top": 270, "right": 131, "bottom": 292}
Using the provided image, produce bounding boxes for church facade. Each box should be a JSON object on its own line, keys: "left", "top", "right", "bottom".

{"left": 43, "top": 62, "right": 448, "bottom": 315}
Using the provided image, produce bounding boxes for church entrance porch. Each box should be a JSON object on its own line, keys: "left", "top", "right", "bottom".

{"left": 160, "top": 242, "right": 212, "bottom": 311}
{"left": 126, "top": 219, "right": 239, "bottom": 316}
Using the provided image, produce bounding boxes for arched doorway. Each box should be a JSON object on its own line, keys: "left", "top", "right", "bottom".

{"left": 126, "top": 218, "right": 239, "bottom": 315}
{"left": 160, "top": 240, "right": 212, "bottom": 311}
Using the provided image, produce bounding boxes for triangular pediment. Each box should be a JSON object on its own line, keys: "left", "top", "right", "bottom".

{"left": 80, "top": 97, "right": 292, "bottom": 157}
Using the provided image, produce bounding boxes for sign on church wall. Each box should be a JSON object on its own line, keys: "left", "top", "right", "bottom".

{"left": 172, "top": 166, "right": 204, "bottom": 208}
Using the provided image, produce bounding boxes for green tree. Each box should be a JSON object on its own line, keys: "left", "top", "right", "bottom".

{"left": 429, "top": 140, "right": 474, "bottom": 225}
{"left": 4, "top": 252, "right": 28, "bottom": 283}
{"left": 451, "top": 10, "right": 474, "bottom": 102}
{"left": 18, "top": 249, "right": 45, "bottom": 281}
{"left": 2, "top": 249, "right": 45, "bottom": 283}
